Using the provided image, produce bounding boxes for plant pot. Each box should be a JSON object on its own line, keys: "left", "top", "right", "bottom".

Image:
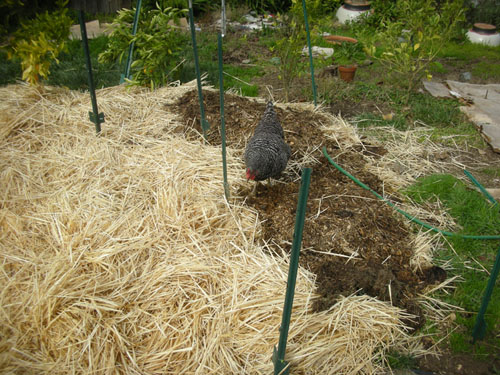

{"left": 336, "top": 0, "right": 371, "bottom": 24}
{"left": 466, "top": 23, "right": 500, "bottom": 47}
{"left": 338, "top": 65, "right": 357, "bottom": 82}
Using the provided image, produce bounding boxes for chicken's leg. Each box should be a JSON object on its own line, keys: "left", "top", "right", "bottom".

{"left": 251, "top": 181, "right": 259, "bottom": 196}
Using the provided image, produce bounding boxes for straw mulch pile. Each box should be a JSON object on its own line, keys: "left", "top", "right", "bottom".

{"left": 1, "top": 82, "right": 423, "bottom": 374}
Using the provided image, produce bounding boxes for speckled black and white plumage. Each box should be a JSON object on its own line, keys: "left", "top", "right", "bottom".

{"left": 244, "top": 102, "right": 291, "bottom": 182}
{"left": 254, "top": 101, "right": 284, "bottom": 138}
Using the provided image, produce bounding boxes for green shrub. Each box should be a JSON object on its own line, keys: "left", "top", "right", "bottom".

{"left": 0, "top": 49, "right": 22, "bottom": 85}
{"left": 270, "top": 14, "right": 306, "bottom": 101}
{"left": 141, "top": 0, "right": 213, "bottom": 15}
{"left": 290, "top": 0, "right": 341, "bottom": 20}
{"left": 98, "top": 3, "right": 188, "bottom": 89}
{"left": 363, "top": 0, "right": 466, "bottom": 100}
{"left": 1, "top": 0, "right": 66, "bottom": 36}
{"left": 333, "top": 41, "right": 365, "bottom": 66}
{"left": 356, "top": 0, "right": 398, "bottom": 30}
{"left": 4, "top": 0, "right": 72, "bottom": 85}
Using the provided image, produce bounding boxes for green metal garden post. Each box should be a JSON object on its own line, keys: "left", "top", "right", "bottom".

{"left": 188, "top": 0, "right": 210, "bottom": 140}
{"left": 120, "top": 0, "right": 142, "bottom": 83}
{"left": 472, "top": 244, "right": 500, "bottom": 342}
{"left": 78, "top": 10, "right": 104, "bottom": 133}
{"left": 218, "top": 33, "right": 230, "bottom": 200}
{"left": 273, "top": 168, "right": 312, "bottom": 375}
{"left": 301, "top": 0, "right": 317, "bottom": 106}
{"left": 464, "top": 169, "right": 499, "bottom": 207}
{"left": 462, "top": 169, "right": 500, "bottom": 342}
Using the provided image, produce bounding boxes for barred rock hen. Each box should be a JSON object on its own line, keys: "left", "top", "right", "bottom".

{"left": 244, "top": 101, "right": 291, "bottom": 193}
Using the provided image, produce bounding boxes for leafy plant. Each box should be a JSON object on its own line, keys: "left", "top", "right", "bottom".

{"left": 99, "top": 3, "right": 188, "bottom": 89}
{"left": 0, "top": 0, "right": 67, "bottom": 36}
{"left": 0, "top": 0, "right": 22, "bottom": 35}
{"left": 353, "top": 0, "right": 398, "bottom": 30}
{"left": 290, "top": 0, "right": 341, "bottom": 20}
{"left": 0, "top": 49, "right": 22, "bottom": 85}
{"left": 270, "top": 13, "right": 306, "bottom": 101}
{"left": 141, "top": 0, "right": 213, "bottom": 15}
{"left": 363, "top": 0, "right": 466, "bottom": 101}
{"left": 4, "top": 0, "right": 72, "bottom": 85}
{"left": 333, "top": 41, "right": 365, "bottom": 66}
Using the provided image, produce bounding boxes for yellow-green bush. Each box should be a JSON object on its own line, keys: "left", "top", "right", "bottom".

{"left": 5, "top": 0, "right": 71, "bottom": 85}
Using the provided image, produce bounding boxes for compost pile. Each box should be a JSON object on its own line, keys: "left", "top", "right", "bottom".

{"left": 176, "top": 90, "right": 447, "bottom": 325}
{"left": 0, "top": 82, "right": 444, "bottom": 374}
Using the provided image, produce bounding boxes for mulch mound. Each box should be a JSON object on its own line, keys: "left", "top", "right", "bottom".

{"left": 175, "top": 89, "right": 447, "bottom": 329}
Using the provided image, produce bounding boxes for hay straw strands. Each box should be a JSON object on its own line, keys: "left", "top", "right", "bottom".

{"left": 1, "top": 83, "right": 426, "bottom": 374}
{"left": 359, "top": 126, "right": 475, "bottom": 190}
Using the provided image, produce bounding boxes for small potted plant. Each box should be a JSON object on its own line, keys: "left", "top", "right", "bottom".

{"left": 333, "top": 40, "right": 365, "bottom": 82}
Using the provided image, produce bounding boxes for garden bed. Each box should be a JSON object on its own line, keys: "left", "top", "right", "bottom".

{"left": 0, "top": 82, "right": 428, "bottom": 374}
{"left": 176, "top": 89, "right": 450, "bottom": 329}
{"left": 1, "top": 78, "right": 498, "bottom": 374}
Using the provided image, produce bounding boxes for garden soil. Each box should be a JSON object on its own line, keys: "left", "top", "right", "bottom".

{"left": 174, "top": 89, "right": 448, "bottom": 330}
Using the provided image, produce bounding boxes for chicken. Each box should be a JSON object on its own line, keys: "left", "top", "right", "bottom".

{"left": 244, "top": 101, "right": 291, "bottom": 193}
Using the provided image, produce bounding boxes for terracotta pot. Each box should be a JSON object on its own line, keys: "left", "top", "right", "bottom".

{"left": 338, "top": 65, "right": 357, "bottom": 82}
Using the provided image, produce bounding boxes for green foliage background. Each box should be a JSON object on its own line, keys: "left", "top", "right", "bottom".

{"left": 98, "top": 4, "right": 189, "bottom": 88}
{"left": 4, "top": 0, "right": 72, "bottom": 85}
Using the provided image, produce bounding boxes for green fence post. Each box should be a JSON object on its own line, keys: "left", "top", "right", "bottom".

{"left": 301, "top": 0, "right": 317, "bottom": 106}
{"left": 120, "top": 0, "right": 142, "bottom": 83}
{"left": 218, "top": 33, "right": 230, "bottom": 200}
{"left": 273, "top": 168, "right": 312, "bottom": 375}
{"left": 464, "top": 169, "right": 499, "bottom": 207}
{"left": 188, "top": 0, "right": 210, "bottom": 140}
{"left": 472, "top": 244, "right": 500, "bottom": 343}
{"left": 78, "top": 10, "right": 104, "bottom": 133}
{"left": 462, "top": 169, "right": 500, "bottom": 343}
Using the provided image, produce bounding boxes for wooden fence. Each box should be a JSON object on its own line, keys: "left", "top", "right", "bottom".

{"left": 69, "top": 0, "right": 132, "bottom": 14}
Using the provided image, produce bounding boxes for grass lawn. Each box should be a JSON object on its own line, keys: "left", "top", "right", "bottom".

{"left": 405, "top": 174, "right": 500, "bottom": 356}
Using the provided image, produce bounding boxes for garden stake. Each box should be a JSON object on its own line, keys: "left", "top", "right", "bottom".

{"left": 468, "top": 173, "right": 500, "bottom": 342}
{"left": 273, "top": 167, "right": 312, "bottom": 375}
{"left": 464, "top": 169, "right": 499, "bottom": 208}
{"left": 218, "top": 33, "right": 229, "bottom": 200}
{"left": 188, "top": 0, "right": 210, "bottom": 140}
{"left": 472, "top": 243, "right": 500, "bottom": 343}
{"left": 120, "top": 0, "right": 142, "bottom": 83}
{"left": 78, "top": 10, "right": 104, "bottom": 134}
{"left": 301, "top": 0, "right": 317, "bottom": 106}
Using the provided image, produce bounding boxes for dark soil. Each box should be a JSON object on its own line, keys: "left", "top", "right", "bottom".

{"left": 419, "top": 350, "right": 500, "bottom": 375}
{"left": 174, "top": 89, "right": 448, "bottom": 330}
